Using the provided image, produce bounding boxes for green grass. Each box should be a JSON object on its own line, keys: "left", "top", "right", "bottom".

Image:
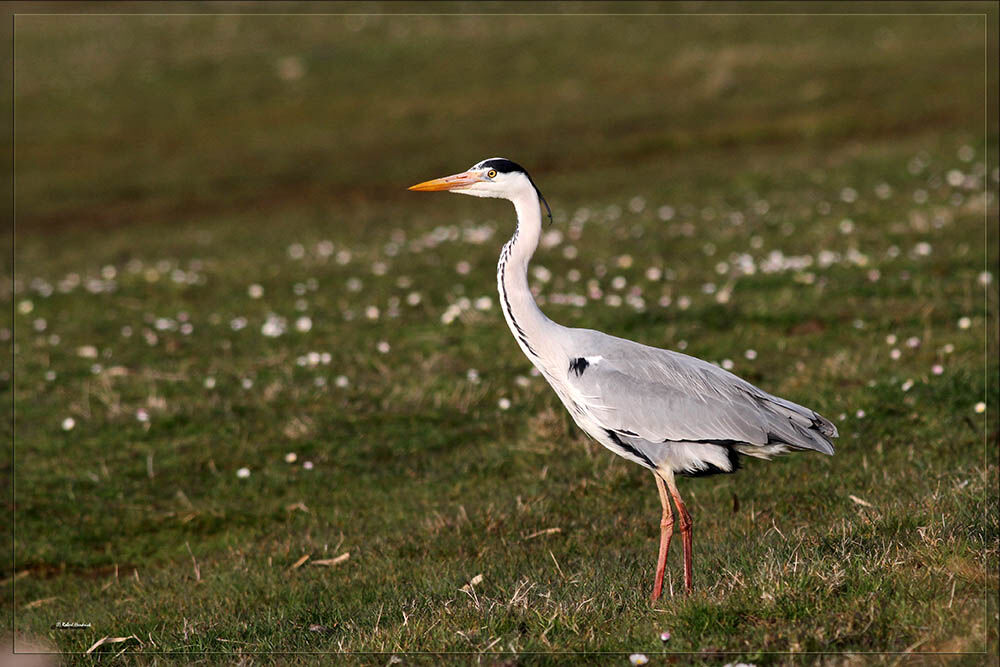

{"left": 7, "top": 4, "right": 999, "bottom": 662}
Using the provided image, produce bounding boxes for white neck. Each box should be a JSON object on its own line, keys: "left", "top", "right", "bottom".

{"left": 496, "top": 188, "right": 564, "bottom": 365}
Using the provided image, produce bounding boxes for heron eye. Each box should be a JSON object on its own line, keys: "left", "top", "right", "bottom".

{"left": 487, "top": 169, "right": 497, "bottom": 179}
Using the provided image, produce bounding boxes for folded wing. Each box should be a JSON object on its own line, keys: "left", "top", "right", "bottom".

{"left": 563, "top": 332, "right": 837, "bottom": 455}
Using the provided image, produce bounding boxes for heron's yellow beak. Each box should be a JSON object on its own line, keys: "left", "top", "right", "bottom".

{"left": 408, "top": 170, "right": 483, "bottom": 192}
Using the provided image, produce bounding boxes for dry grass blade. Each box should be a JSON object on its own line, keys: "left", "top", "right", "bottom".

{"left": 86, "top": 635, "right": 139, "bottom": 655}
{"left": 523, "top": 527, "right": 562, "bottom": 540}
{"left": 482, "top": 636, "right": 502, "bottom": 652}
{"left": 185, "top": 541, "right": 201, "bottom": 582}
{"left": 0, "top": 571, "right": 30, "bottom": 587}
{"left": 889, "top": 638, "right": 929, "bottom": 666}
{"left": 312, "top": 552, "right": 350, "bottom": 567}
{"left": 549, "top": 550, "right": 567, "bottom": 581}
{"left": 175, "top": 489, "right": 193, "bottom": 509}
{"left": 849, "top": 494, "right": 875, "bottom": 508}
{"left": 460, "top": 573, "right": 484, "bottom": 593}
{"left": 23, "top": 596, "right": 57, "bottom": 609}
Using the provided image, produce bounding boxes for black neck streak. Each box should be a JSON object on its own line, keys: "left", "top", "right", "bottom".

{"left": 498, "top": 229, "right": 539, "bottom": 358}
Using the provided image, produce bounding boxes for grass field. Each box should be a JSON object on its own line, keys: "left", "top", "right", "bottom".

{"left": 7, "top": 4, "right": 999, "bottom": 662}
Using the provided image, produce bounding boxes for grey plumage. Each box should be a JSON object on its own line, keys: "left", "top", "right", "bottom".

{"left": 409, "top": 157, "right": 838, "bottom": 598}
{"left": 557, "top": 328, "right": 836, "bottom": 475}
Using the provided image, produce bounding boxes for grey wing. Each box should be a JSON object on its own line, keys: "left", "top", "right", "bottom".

{"left": 562, "top": 331, "right": 837, "bottom": 455}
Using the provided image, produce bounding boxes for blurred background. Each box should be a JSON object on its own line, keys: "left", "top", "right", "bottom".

{"left": 7, "top": 2, "right": 998, "bottom": 657}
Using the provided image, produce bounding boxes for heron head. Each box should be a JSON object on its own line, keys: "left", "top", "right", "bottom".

{"left": 409, "top": 157, "right": 553, "bottom": 222}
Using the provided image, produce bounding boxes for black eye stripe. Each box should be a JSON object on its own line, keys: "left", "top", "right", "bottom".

{"left": 479, "top": 158, "right": 525, "bottom": 174}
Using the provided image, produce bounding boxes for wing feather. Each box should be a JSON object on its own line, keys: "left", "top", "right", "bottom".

{"left": 563, "top": 331, "right": 837, "bottom": 455}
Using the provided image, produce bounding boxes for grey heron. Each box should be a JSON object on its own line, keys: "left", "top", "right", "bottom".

{"left": 409, "top": 158, "right": 837, "bottom": 600}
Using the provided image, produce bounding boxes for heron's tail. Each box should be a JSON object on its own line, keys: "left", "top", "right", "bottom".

{"left": 752, "top": 391, "right": 838, "bottom": 455}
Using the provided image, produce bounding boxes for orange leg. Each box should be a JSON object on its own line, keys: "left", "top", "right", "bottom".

{"left": 666, "top": 475, "right": 694, "bottom": 594}
{"left": 651, "top": 472, "right": 674, "bottom": 602}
